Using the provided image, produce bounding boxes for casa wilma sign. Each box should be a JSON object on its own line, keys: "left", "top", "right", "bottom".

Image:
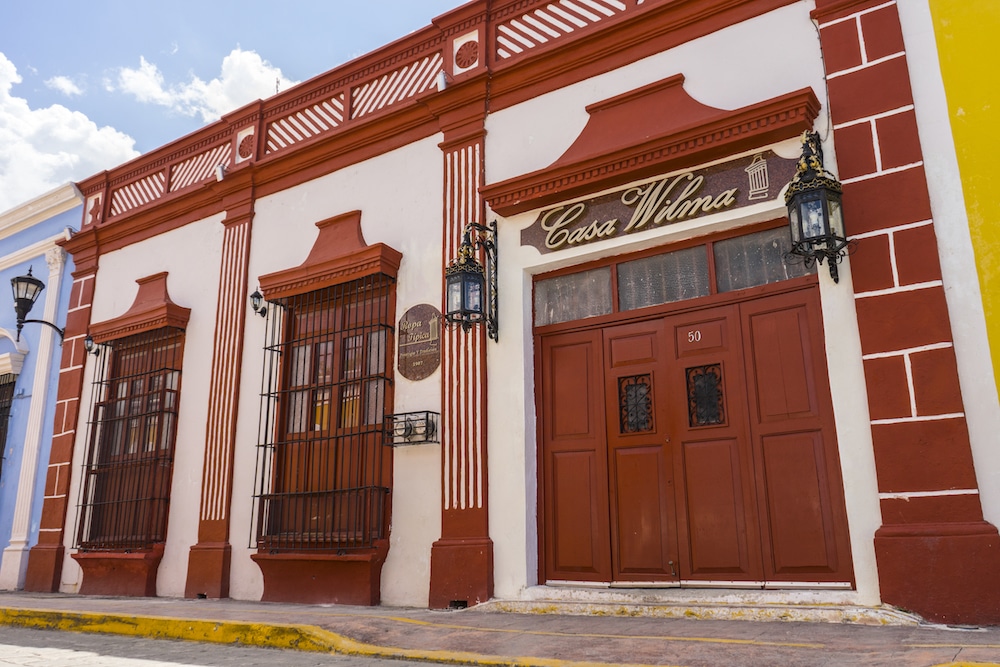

{"left": 520, "top": 151, "right": 797, "bottom": 254}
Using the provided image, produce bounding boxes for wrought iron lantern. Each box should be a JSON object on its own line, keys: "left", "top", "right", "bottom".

{"left": 444, "top": 220, "right": 498, "bottom": 341}
{"left": 83, "top": 334, "right": 102, "bottom": 355}
{"left": 784, "top": 130, "right": 850, "bottom": 283}
{"left": 11, "top": 267, "right": 63, "bottom": 341}
{"left": 249, "top": 288, "right": 267, "bottom": 317}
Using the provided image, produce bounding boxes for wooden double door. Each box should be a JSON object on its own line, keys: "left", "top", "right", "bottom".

{"left": 539, "top": 288, "right": 853, "bottom": 585}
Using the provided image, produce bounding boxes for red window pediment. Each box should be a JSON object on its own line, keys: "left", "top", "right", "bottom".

{"left": 258, "top": 210, "right": 403, "bottom": 301}
{"left": 482, "top": 74, "right": 820, "bottom": 216}
{"left": 90, "top": 272, "right": 191, "bottom": 343}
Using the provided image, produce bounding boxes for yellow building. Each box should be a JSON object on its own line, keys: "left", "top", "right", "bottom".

{"left": 929, "top": 1, "right": 1000, "bottom": 386}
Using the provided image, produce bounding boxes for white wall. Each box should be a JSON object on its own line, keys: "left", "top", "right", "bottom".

{"left": 232, "top": 135, "right": 445, "bottom": 605}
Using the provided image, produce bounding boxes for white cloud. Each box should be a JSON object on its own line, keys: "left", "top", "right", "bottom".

{"left": 115, "top": 48, "right": 297, "bottom": 122}
{"left": 0, "top": 52, "right": 139, "bottom": 214}
{"left": 45, "top": 75, "right": 83, "bottom": 96}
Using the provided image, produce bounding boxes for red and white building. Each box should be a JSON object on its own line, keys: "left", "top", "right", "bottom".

{"left": 21, "top": 0, "right": 1000, "bottom": 625}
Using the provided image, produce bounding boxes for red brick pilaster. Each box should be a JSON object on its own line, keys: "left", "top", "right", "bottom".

{"left": 184, "top": 195, "right": 254, "bottom": 600}
{"left": 23, "top": 258, "right": 97, "bottom": 592}
{"left": 816, "top": 0, "right": 1000, "bottom": 624}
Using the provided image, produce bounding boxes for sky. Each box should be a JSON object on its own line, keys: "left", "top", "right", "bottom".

{"left": 0, "top": 0, "right": 464, "bottom": 214}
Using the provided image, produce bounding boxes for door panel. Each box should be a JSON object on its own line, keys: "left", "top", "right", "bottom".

{"left": 740, "top": 291, "right": 853, "bottom": 583}
{"left": 747, "top": 305, "right": 818, "bottom": 422}
{"left": 540, "top": 330, "right": 612, "bottom": 581}
{"left": 680, "top": 439, "right": 752, "bottom": 574}
{"left": 760, "top": 431, "right": 839, "bottom": 573}
{"left": 665, "top": 306, "right": 763, "bottom": 582}
{"left": 613, "top": 445, "right": 673, "bottom": 574}
{"left": 551, "top": 450, "right": 606, "bottom": 573}
{"left": 603, "top": 321, "right": 678, "bottom": 581}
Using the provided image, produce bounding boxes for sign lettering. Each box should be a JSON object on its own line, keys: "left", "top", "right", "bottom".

{"left": 521, "top": 151, "right": 797, "bottom": 254}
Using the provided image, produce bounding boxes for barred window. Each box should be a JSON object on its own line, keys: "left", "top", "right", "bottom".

{"left": 254, "top": 274, "right": 394, "bottom": 553}
{"left": 0, "top": 373, "right": 16, "bottom": 480}
{"left": 76, "top": 328, "right": 184, "bottom": 551}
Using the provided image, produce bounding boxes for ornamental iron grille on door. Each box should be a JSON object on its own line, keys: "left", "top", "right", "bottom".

{"left": 252, "top": 274, "right": 394, "bottom": 553}
{"left": 618, "top": 374, "right": 653, "bottom": 434}
{"left": 686, "top": 364, "right": 726, "bottom": 427}
{"left": 76, "top": 328, "right": 184, "bottom": 551}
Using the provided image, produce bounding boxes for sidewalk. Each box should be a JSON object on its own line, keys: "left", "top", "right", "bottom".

{"left": 0, "top": 591, "right": 998, "bottom": 667}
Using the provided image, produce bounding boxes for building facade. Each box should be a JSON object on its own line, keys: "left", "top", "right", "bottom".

{"left": 19, "top": 0, "right": 1000, "bottom": 624}
{"left": 0, "top": 185, "right": 78, "bottom": 590}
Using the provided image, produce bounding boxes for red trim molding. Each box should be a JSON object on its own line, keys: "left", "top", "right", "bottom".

{"left": 89, "top": 272, "right": 191, "bottom": 342}
{"left": 251, "top": 542, "right": 388, "bottom": 605}
{"left": 483, "top": 78, "right": 819, "bottom": 216}
{"left": 258, "top": 210, "right": 402, "bottom": 300}
{"left": 71, "top": 544, "right": 165, "bottom": 597}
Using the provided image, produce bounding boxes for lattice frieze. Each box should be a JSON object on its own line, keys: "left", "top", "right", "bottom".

{"left": 495, "top": 0, "right": 629, "bottom": 60}
{"left": 266, "top": 93, "right": 346, "bottom": 154}
{"left": 110, "top": 171, "right": 166, "bottom": 217}
{"left": 169, "top": 144, "right": 233, "bottom": 192}
{"left": 351, "top": 52, "right": 443, "bottom": 120}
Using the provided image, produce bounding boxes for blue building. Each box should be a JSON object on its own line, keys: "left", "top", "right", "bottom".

{"left": 0, "top": 184, "right": 79, "bottom": 589}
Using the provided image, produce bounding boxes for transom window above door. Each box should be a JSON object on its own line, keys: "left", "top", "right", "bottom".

{"left": 534, "top": 224, "right": 814, "bottom": 327}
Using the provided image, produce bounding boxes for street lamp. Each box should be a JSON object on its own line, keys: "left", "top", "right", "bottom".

{"left": 784, "top": 130, "right": 850, "bottom": 283}
{"left": 444, "top": 221, "right": 498, "bottom": 341}
{"left": 11, "top": 267, "right": 63, "bottom": 341}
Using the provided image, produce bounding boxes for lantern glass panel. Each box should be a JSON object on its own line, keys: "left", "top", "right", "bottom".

{"left": 445, "top": 274, "right": 463, "bottom": 317}
{"left": 801, "top": 196, "right": 827, "bottom": 241}
{"left": 12, "top": 278, "right": 42, "bottom": 302}
{"left": 828, "top": 196, "right": 844, "bottom": 239}
{"left": 788, "top": 203, "right": 801, "bottom": 245}
{"left": 465, "top": 276, "right": 483, "bottom": 320}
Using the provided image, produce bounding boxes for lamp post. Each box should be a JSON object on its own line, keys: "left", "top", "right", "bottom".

{"left": 10, "top": 267, "right": 63, "bottom": 341}
{"left": 444, "top": 220, "right": 498, "bottom": 341}
{"left": 784, "top": 130, "right": 850, "bottom": 283}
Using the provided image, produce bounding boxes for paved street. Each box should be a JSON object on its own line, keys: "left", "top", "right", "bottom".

{"left": 0, "top": 592, "right": 998, "bottom": 667}
{"left": 0, "top": 626, "right": 412, "bottom": 666}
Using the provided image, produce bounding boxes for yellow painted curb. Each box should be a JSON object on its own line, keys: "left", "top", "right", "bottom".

{"left": 0, "top": 606, "right": 678, "bottom": 667}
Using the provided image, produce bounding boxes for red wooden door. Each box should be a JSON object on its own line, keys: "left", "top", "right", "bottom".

{"left": 662, "top": 306, "right": 764, "bottom": 582}
{"left": 539, "top": 329, "right": 612, "bottom": 582}
{"left": 602, "top": 321, "right": 679, "bottom": 581}
{"left": 538, "top": 286, "right": 853, "bottom": 586}
{"left": 740, "top": 290, "right": 854, "bottom": 584}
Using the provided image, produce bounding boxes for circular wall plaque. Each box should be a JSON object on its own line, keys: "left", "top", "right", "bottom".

{"left": 455, "top": 40, "right": 479, "bottom": 69}
{"left": 397, "top": 304, "right": 442, "bottom": 381}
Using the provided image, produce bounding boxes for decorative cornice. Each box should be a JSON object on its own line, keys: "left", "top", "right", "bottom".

{"left": 0, "top": 352, "right": 26, "bottom": 376}
{"left": 64, "top": 0, "right": 796, "bottom": 258}
{"left": 0, "top": 184, "right": 82, "bottom": 241}
{"left": 90, "top": 272, "right": 191, "bottom": 343}
{"left": 258, "top": 210, "right": 402, "bottom": 301}
{"left": 485, "top": 0, "right": 794, "bottom": 113}
{"left": 483, "top": 82, "right": 819, "bottom": 216}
